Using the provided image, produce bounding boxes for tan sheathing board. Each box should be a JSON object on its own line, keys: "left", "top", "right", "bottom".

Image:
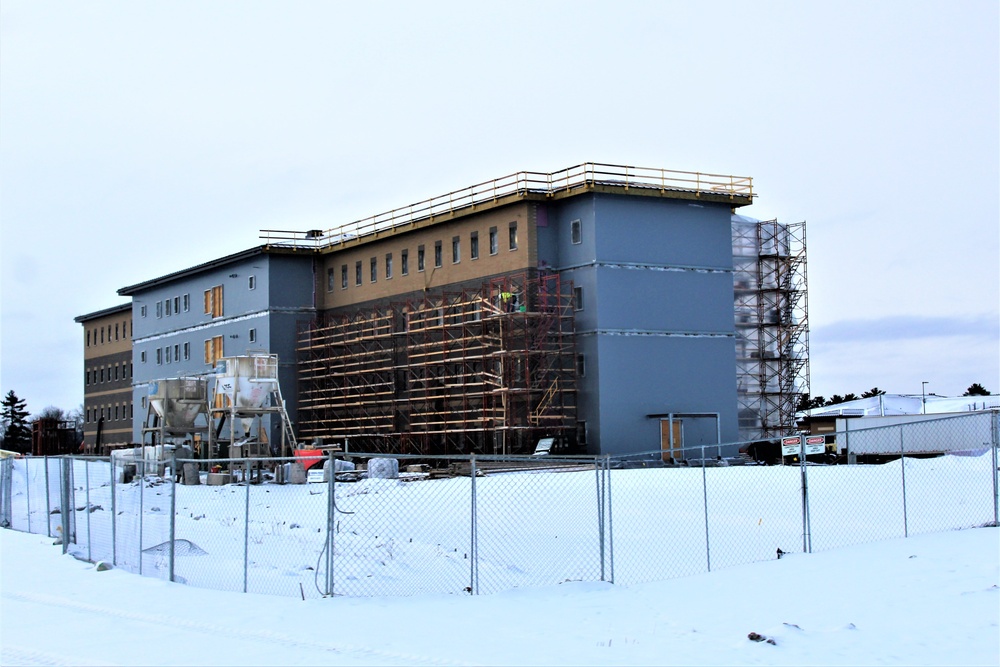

{"left": 317, "top": 202, "right": 533, "bottom": 310}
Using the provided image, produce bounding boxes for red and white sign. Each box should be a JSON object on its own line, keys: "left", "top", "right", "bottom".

{"left": 781, "top": 436, "right": 802, "bottom": 456}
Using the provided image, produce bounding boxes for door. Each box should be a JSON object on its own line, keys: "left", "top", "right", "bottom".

{"left": 660, "top": 419, "right": 684, "bottom": 462}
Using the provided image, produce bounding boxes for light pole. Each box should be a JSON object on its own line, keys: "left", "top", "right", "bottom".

{"left": 921, "top": 381, "right": 929, "bottom": 414}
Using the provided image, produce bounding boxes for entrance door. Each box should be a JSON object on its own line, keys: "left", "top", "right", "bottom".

{"left": 660, "top": 419, "right": 684, "bottom": 462}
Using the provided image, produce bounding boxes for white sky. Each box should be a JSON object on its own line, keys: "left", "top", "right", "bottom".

{"left": 1, "top": 0, "right": 998, "bottom": 415}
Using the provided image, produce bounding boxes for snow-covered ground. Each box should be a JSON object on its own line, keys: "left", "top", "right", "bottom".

{"left": 1, "top": 525, "right": 997, "bottom": 666}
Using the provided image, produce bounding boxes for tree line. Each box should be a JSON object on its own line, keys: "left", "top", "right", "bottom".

{"left": 797, "top": 383, "right": 992, "bottom": 412}
{"left": 0, "top": 390, "right": 84, "bottom": 454}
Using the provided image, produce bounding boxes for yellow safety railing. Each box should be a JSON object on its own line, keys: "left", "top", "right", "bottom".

{"left": 260, "top": 162, "right": 753, "bottom": 250}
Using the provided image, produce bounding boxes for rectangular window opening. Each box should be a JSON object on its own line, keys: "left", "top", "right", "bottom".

{"left": 489, "top": 227, "right": 498, "bottom": 255}
{"left": 571, "top": 219, "right": 582, "bottom": 245}
{"left": 470, "top": 231, "right": 479, "bottom": 260}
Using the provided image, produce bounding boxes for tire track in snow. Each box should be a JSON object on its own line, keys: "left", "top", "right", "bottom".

{"left": 2, "top": 591, "right": 472, "bottom": 666}
{"left": 0, "top": 645, "right": 118, "bottom": 666}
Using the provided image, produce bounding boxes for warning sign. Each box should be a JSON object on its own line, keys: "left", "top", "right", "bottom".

{"left": 804, "top": 436, "right": 826, "bottom": 455}
{"left": 781, "top": 435, "right": 802, "bottom": 456}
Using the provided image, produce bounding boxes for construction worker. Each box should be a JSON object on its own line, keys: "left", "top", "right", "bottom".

{"left": 499, "top": 290, "right": 513, "bottom": 311}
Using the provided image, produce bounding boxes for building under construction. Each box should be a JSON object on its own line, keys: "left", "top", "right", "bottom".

{"left": 298, "top": 272, "right": 577, "bottom": 455}
{"left": 93, "top": 162, "right": 808, "bottom": 458}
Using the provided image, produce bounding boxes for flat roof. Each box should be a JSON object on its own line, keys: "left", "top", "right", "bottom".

{"left": 260, "top": 161, "right": 754, "bottom": 252}
{"left": 116, "top": 245, "right": 310, "bottom": 296}
{"left": 74, "top": 302, "right": 132, "bottom": 323}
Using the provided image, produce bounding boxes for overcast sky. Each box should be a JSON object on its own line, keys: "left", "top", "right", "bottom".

{"left": 2, "top": 0, "right": 997, "bottom": 416}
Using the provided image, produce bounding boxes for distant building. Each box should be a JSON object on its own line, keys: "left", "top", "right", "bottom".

{"left": 74, "top": 304, "right": 134, "bottom": 452}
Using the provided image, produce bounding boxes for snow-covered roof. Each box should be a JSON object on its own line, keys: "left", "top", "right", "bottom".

{"left": 798, "top": 393, "right": 999, "bottom": 419}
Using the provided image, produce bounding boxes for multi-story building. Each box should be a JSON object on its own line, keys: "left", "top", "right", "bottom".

{"left": 74, "top": 304, "right": 134, "bottom": 452}
{"left": 116, "top": 248, "right": 315, "bottom": 446}
{"left": 88, "top": 162, "right": 808, "bottom": 458}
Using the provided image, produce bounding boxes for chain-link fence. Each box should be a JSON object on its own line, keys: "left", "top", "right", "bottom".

{"left": 1, "top": 410, "right": 996, "bottom": 597}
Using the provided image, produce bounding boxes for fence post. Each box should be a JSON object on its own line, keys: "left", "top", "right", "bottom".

{"left": 326, "top": 451, "right": 335, "bottom": 597}
{"left": 110, "top": 457, "right": 117, "bottom": 566}
{"left": 44, "top": 457, "right": 52, "bottom": 538}
{"left": 85, "top": 460, "right": 92, "bottom": 562}
{"left": 900, "top": 427, "right": 909, "bottom": 538}
{"left": 595, "top": 458, "right": 605, "bottom": 581}
{"left": 169, "top": 452, "right": 177, "bottom": 583}
{"left": 60, "top": 459, "right": 70, "bottom": 554}
{"left": 25, "top": 461, "right": 31, "bottom": 533}
{"left": 470, "top": 454, "right": 478, "bottom": 595}
{"left": 701, "top": 444, "right": 711, "bottom": 573}
{"left": 139, "top": 458, "right": 145, "bottom": 575}
{"left": 992, "top": 410, "right": 998, "bottom": 527}
{"left": 243, "top": 458, "right": 250, "bottom": 594}
{"left": 800, "top": 437, "right": 811, "bottom": 553}
{"left": 606, "top": 456, "right": 614, "bottom": 584}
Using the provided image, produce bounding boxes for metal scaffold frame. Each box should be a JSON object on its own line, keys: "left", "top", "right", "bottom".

{"left": 297, "top": 272, "right": 578, "bottom": 456}
{"left": 733, "top": 218, "right": 809, "bottom": 440}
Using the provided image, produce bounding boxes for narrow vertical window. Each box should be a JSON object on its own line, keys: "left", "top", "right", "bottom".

{"left": 327, "top": 267, "right": 335, "bottom": 292}
{"left": 509, "top": 221, "right": 518, "bottom": 250}
{"left": 573, "top": 286, "right": 583, "bottom": 311}
{"left": 174, "top": 344, "right": 179, "bottom": 362}
{"left": 370, "top": 257, "right": 377, "bottom": 283}
{"left": 470, "top": 231, "right": 479, "bottom": 260}
{"left": 452, "top": 236, "right": 460, "bottom": 263}
{"left": 417, "top": 245, "right": 426, "bottom": 272}
{"left": 86, "top": 330, "right": 91, "bottom": 347}
{"left": 577, "top": 354, "right": 585, "bottom": 376}
{"left": 248, "top": 275, "right": 256, "bottom": 290}
{"left": 386, "top": 253, "right": 393, "bottom": 279}
{"left": 183, "top": 294, "right": 190, "bottom": 312}
{"left": 401, "top": 249, "right": 409, "bottom": 275}
{"left": 571, "top": 219, "right": 582, "bottom": 244}
{"left": 156, "top": 302, "right": 162, "bottom": 318}
{"left": 183, "top": 342, "right": 190, "bottom": 360}
{"left": 355, "top": 261, "right": 362, "bottom": 286}
{"left": 140, "top": 350, "right": 147, "bottom": 363}
{"left": 165, "top": 299, "right": 171, "bottom": 316}
{"left": 434, "top": 241, "right": 442, "bottom": 268}
{"left": 173, "top": 296, "right": 180, "bottom": 313}
{"left": 249, "top": 328, "right": 257, "bottom": 343}
{"left": 341, "top": 265, "right": 348, "bottom": 289}
{"left": 489, "top": 227, "right": 498, "bottom": 255}
{"left": 156, "top": 348, "right": 162, "bottom": 365}
{"left": 140, "top": 305, "right": 147, "bottom": 318}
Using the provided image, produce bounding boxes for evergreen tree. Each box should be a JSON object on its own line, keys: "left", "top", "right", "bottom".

{"left": 963, "top": 383, "right": 990, "bottom": 396}
{"left": 1, "top": 391, "right": 30, "bottom": 453}
{"left": 861, "top": 387, "right": 886, "bottom": 398}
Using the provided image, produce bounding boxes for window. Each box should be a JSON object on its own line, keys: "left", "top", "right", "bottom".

{"left": 417, "top": 245, "right": 426, "bottom": 272}
{"left": 205, "top": 336, "right": 224, "bottom": 366}
{"left": 86, "top": 330, "right": 90, "bottom": 347}
{"left": 434, "top": 241, "right": 442, "bottom": 268}
{"left": 470, "top": 232, "right": 479, "bottom": 260}
{"left": 489, "top": 227, "right": 498, "bottom": 255}
{"left": 249, "top": 328, "right": 257, "bottom": 343}
{"left": 182, "top": 294, "right": 190, "bottom": 312}
{"left": 114, "top": 406, "right": 119, "bottom": 421}
{"left": 173, "top": 344, "right": 179, "bottom": 362}
{"left": 156, "top": 348, "right": 162, "bottom": 365}
{"left": 165, "top": 346, "right": 172, "bottom": 364}
{"left": 248, "top": 275, "right": 256, "bottom": 290}
{"left": 573, "top": 286, "right": 583, "bottom": 311}
{"left": 165, "top": 299, "right": 172, "bottom": 316}
{"left": 85, "top": 369, "right": 90, "bottom": 386}
{"left": 452, "top": 236, "right": 460, "bottom": 263}
{"left": 509, "top": 221, "right": 518, "bottom": 250}
{"left": 141, "top": 396, "right": 147, "bottom": 410}
{"left": 156, "top": 301, "right": 162, "bottom": 318}
{"left": 114, "top": 365, "right": 119, "bottom": 380}
{"left": 129, "top": 404, "right": 133, "bottom": 419}
{"left": 370, "top": 257, "right": 377, "bottom": 283}
{"left": 576, "top": 353, "right": 585, "bottom": 376}
{"left": 401, "top": 249, "right": 409, "bottom": 275}
{"left": 173, "top": 296, "right": 180, "bottom": 313}
{"left": 577, "top": 421, "right": 588, "bottom": 448}
{"left": 355, "top": 261, "right": 362, "bottom": 286}
{"left": 204, "top": 286, "right": 224, "bottom": 318}
{"left": 341, "top": 265, "right": 348, "bottom": 289}
{"left": 327, "top": 267, "right": 335, "bottom": 292}
{"left": 571, "top": 219, "right": 582, "bottom": 244}
{"left": 140, "top": 350, "right": 147, "bottom": 363}
{"left": 183, "top": 342, "right": 190, "bottom": 360}
{"left": 386, "top": 253, "right": 393, "bottom": 279}
{"left": 100, "top": 368, "right": 105, "bottom": 382}
{"left": 140, "top": 304, "right": 147, "bottom": 318}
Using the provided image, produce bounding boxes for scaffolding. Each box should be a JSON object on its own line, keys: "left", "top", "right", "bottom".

{"left": 732, "top": 217, "right": 809, "bottom": 440}
{"left": 297, "top": 272, "right": 578, "bottom": 456}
